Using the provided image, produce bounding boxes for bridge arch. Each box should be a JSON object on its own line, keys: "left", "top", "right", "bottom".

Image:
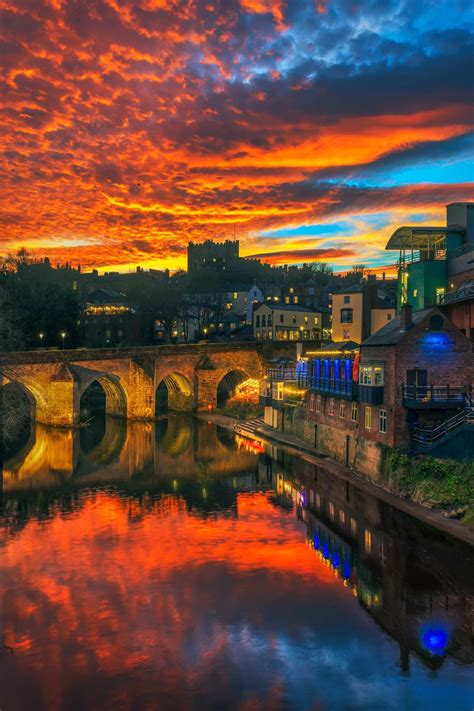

{"left": 216, "top": 368, "right": 252, "bottom": 407}
{"left": 155, "top": 372, "right": 194, "bottom": 416}
{"left": 79, "top": 376, "right": 127, "bottom": 420}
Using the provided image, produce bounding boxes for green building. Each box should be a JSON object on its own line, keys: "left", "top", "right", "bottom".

{"left": 385, "top": 203, "right": 473, "bottom": 311}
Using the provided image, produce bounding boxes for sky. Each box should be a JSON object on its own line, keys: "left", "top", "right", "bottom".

{"left": 1, "top": 0, "right": 473, "bottom": 273}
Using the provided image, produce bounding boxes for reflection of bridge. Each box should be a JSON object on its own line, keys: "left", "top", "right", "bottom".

{"left": 2, "top": 342, "right": 271, "bottom": 427}
{"left": 2, "top": 416, "right": 257, "bottom": 490}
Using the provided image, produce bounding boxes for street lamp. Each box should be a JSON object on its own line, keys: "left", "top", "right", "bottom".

{"left": 38, "top": 332, "right": 44, "bottom": 348}
{"left": 203, "top": 327, "right": 208, "bottom": 340}
{"left": 60, "top": 331, "right": 67, "bottom": 350}
{"left": 299, "top": 325, "right": 304, "bottom": 340}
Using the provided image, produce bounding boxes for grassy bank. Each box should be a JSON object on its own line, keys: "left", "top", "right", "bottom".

{"left": 383, "top": 451, "right": 474, "bottom": 526}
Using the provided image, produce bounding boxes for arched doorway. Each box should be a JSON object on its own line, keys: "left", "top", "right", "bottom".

{"left": 216, "top": 369, "right": 251, "bottom": 407}
{"left": 0, "top": 381, "right": 35, "bottom": 459}
{"left": 155, "top": 373, "right": 193, "bottom": 417}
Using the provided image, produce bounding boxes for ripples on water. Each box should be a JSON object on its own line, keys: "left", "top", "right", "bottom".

{"left": 1, "top": 415, "right": 473, "bottom": 711}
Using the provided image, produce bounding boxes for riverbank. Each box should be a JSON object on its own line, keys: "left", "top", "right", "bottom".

{"left": 198, "top": 411, "right": 474, "bottom": 547}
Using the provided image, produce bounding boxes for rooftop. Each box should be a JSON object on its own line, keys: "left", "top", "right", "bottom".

{"left": 362, "top": 308, "right": 434, "bottom": 346}
{"left": 385, "top": 225, "right": 465, "bottom": 251}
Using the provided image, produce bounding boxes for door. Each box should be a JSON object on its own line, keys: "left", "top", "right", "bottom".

{"left": 406, "top": 369, "right": 427, "bottom": 400}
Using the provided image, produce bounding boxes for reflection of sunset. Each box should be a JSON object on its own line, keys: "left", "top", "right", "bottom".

{"left": 1, "top": 491, "right": 343, "bottom": 709}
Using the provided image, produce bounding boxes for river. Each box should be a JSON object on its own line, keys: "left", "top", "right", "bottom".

{"left": 1, "top": 415, "right": 472, "bottom": 710}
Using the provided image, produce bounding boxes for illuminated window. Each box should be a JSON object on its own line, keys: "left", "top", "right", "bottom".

{"left": 379, "top": 409, "right": 387, "bottom": 433}
{"left": 339, "top": 401, "right": 346, "bottom": 418}
{"left": 436, "top": 287, "right": 445, "bottom": 304}
{"left": 289, "top": 287, "right": 294, "bottom": 294}
{"left": 315, "top": 395, "right": 321, "bottom": 413}
{"left": 304, "top": 316, "right": 308, "bottom": 324}
{"left": 294, "top": 296, "right": 299, "bottom": 304}
{"left": 315, "top": 493, "right": 321, "bottom": 509}
{"left": 413, "top": 288, "right": 418, "bottom": 298}
{"left": 364, "top": 406, "right": 372, "bottom": 430}
{"left": 350, "top": 517, "right": 357, "bottom": 536}
{"left": 292, "top": 315, "right": 297, "bottom": 324}
{"left": 359, "top": 365, "right": 384, "bottom": 386}
{"left": 233, "top": 291, "right": 238, "bottom": 299}
{"left": 256, "top": 331, "right": 261, "bottom": 339}
{"left": 314, "top": 316, "right": 319, "bottom": 325}
{"left": 351, "top": 402, "right": 358, "bottom": 421}
{"left": 285, "top": 296, "right": 290, "bottom": 304}
{"left": 309, "top": 395, "right": 315, "bottom": 411}
{"left": 329, "top": 502, "right": 335, "bottom": 519}
{"left": 339, "top": 510, "right": 346, "bottom": 527}
{"left": 364, "top": 529, "right": 372, "bottom": 553}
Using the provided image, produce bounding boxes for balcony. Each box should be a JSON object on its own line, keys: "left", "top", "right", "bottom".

{"left": 265, "top": 368, "right": 309, "bottom": 386}
{"left": 310, "top": 377, "right": 357, "bottom": 401}
{"left": 358, "top": 384, "right": 384, "bottom": 405}
{"left": 402, "top": 385, "right": 471, "bottom": 409}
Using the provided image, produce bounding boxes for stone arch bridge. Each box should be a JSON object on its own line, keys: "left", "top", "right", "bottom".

{"left": 2, "top": 342, "right": 282, "bottom": 427}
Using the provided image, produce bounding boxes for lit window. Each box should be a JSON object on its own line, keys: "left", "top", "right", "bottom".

{"left": 289, "top": 287, "right": 294, "bottom": 294}
{"left": 329, "top": 502, "right": 335, "bottom": 519}
{"left": 309, "top": 395, "right": 315, "bottom": 411}
{"left": 233, "top": 291, "right": 238, "bottom": 299}
{"left": 339, "top": 401, "right": 346, "bottom": 418}
{"left": 315, "top": 395, "right": 321, "bottom": 413}
{"left": 294, "top": 296, "right": 299, "bottom": 304}
{"left": 379, "top": 409, "right": 387, "bottom": 433}
{"left": 351, "top": 402, "right": 358, "bottom": 421}
{"left": 413, "top": 288, "right": 418, "bottom": 298}
{"left": 314, "top": 316, "right": 319, "bottom": 325}
{"left": 339, "top": 510, "right": 346, "bottom": 527}
{"left": 304, "top": 316, "right": 308, "bottom": 324}
{"left": 285, "top": 296, "right": 290, "bottom": 304}
{"left": 292, "top": 315, "right": 297, "bottom": 324}
{"left": 364, "top": 406, "right": 372, "bottom": 430}
{"left": 350, "top": 517, "right": 357, "bottom": 536}
{"left": 360, "top": 365, "right": 384, "bottom": 386}
{"left": 315, "top": 493, "right": 321, "bottom": 509}
{"left": 256, "top": 331, "right": 261, "bottom": 339}
{"left": 364, "top": 530, "right": 372, "bottom": 553}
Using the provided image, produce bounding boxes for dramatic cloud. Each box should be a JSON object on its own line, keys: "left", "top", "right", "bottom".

{"left": 0, "top": 0, "right": 473, "bottom": 271}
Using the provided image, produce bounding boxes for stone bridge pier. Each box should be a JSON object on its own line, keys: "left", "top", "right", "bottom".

{"left": 2, "top": 342, "right": 275, "bottom": 428}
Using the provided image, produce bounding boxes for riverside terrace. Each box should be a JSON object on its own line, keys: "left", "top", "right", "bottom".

{"left": 1, "top": 342, "right": 293, "bottom": 428}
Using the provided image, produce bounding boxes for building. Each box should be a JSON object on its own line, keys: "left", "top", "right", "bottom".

{"left": 79, "top": 288, "right": 137, "bottom": 348}
{"left": 386, "top": 202, "right": 474, "bottom": 312}
{"left": 331, "top": 277, "right": 396, "bottom": 344}
{"left": 187, "top": 240, "right": 240, "bottom": 274}
{"left": 253, "top": 303, "right": 330, "bottom": 341}
{"left": 223, "top": 283, "right": 264, "bottom": 323}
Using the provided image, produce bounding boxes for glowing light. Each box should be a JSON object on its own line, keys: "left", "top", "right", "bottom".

{"left": 421, "top": 625, "right": 449, "bottom": 656}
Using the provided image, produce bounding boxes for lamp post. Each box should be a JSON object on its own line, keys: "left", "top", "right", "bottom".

{"left": 38, "top": 332, "right": 44, "bottom": 349}
{"left": 203, "top": 327, "right": 208, "bottom": 340}
{"left": 61, "top": 331, "right": 66, "bottom": 350}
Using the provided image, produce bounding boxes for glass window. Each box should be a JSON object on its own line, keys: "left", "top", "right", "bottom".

{"left": 294, "top": 296, "right": 299, "bottom": 304}
{"left": 262, "top": 315, "right": 266, "bottom": 327}
{"left": 351, "top": 402, "right": 358, "bottom": 421}
{"left": 268, "top": 316, "right": 273, "bottom": 326}
{"left": 280, "top": 314, "right": 284, "bottom": 323}
{"left": 343, "top": 329, "right": 351, "bottom": 340}
{"left": 364, "top": 530, "right": 372, "bottom": 553}
{"left": 292, "top": 315, "right": 297, "bottom": 324}
{"left": 344, "top": 295, "right": 350, "bottom": 304}
{"left": 314, "top": 316, "right": 319, "bottom": 325}
{"left": 379, "top": 409, "right": 387, "bottom": 433}
{"left": 340, "top": 308, "right": 353, "bottom": 323}
{"left": 233, "top": 291, "right": 238, "bottom": 299}
{"left": 364, "top": 406, "right": 372, "bottom": 430}
{"left": 285, "top": 296, "right": 290, "bottom": 304}
{"left": 360, "top": 365, "right": 384, "bottom": 386}
{"left": 309, "top": 395, "right": 315, "bottom": 412}
{"left": 256, "top": 315, "right": 260, "bottom": 327}
{"left": 304, "top": 316, "right": 308, "bottom": 324}
{"left": 339, "top": 510, "right": 346, "bottom": 527}
{"left": 315, "top": 395, "right": 321, "bottom": 412}
{"left": 339, "top": 401, "right": 346, "bottom": 418}
{"left": 328, "top": 398, "right": 335, "bottom": 416}
{"left": 350, "top": 517, "right": 357, "bottom": 536}
{"left": 328, "top": 502, "right": 335, "bottom": 520}
{"left": 256, "top": 331, "right": 261, "bottom": 339}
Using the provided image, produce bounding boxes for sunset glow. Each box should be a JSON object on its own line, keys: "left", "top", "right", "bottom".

{"left": 1, "top": 1, "right": 473, "bottom": 271}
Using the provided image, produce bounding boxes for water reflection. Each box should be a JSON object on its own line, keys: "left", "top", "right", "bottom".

{"left": 1, "top": 418, "right": 472, "bottom": 711}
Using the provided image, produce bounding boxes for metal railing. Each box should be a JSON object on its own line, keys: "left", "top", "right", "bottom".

{"left": 412, "top": 409, "right": 474, "bottom": 446}
{"left": 402, "top": 384, "right": 470, "bottom": 405}
{"left": 310, "top": 377, "right": 354, "bottom": 397}
{"left": 440, "top": 281, "right": 474, "bottom": 304}
{"left": 397, "top": 249, "right": 447, "bottom": 268}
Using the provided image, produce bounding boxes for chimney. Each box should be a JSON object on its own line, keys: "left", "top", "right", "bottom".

{"left": 400, "top": 303, "right": 413, "bottom": 331}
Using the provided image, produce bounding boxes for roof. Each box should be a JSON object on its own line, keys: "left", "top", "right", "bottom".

{"left": 312, "top": 341, "right": 359, "bottom": 353}
{"left": 254, "top": 302, "right": 321, "bottom": 314}
{"left": 385, "top": 226, "right": 465, "bottom": 251}
{"left": 362, "top": 308, "right": 432, "bottom": 346}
